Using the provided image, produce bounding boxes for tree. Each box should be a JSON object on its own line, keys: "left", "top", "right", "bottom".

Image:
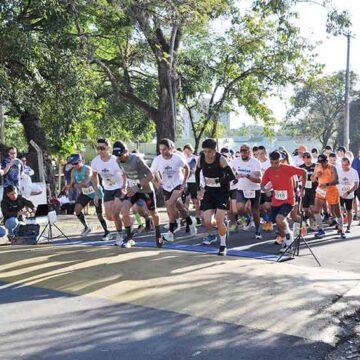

{"left": 179, "top": 10, "right": 318, "bottom": 152}
{"left": 283, "top": 72, "right": 358, "bottom": 148}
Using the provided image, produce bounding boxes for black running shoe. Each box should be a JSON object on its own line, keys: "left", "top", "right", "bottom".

{"left": 156, "top": 236, "right": 163, "bottom": 248}
{"left": 218, "top": 246, "right": 227, "bottom": 256}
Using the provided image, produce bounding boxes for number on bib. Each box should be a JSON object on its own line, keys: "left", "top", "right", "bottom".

{"left": 305, "top": 180, "right": 313, "bottom": 189}
{"left": 205, "top": 177, "right": 220, "bottom": 187}
{"left": 82, "top": 186, "right": 95, "bottom": 196}
{"left": 243, "top": 190, "right": 256, "bottom": 199}
{"left": 274, "top": 190, "right": 288, "bottom": 200}
{"left": 128, "top": 179, "right": 139, "bottom": 187}
{"left": 316, "top": 187, "right": 327, "bottom": 198}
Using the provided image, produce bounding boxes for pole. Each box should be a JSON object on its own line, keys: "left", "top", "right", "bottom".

{"left": 0, "top": 104, "right": 4, "bottom": 143}
{"left": 344, "top": 32, "right": 351, "bottom": 149}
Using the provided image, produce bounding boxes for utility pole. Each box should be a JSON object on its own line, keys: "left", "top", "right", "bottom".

{"left": 344, "top": 32, "right": 351, "bottom": 149}
{"left": 0, "top": 104, "right": 4, "bottom": 143}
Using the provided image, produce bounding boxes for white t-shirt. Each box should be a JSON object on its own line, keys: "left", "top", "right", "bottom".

{"left": 91, "top": 155, "right": 124, "bottom": 191}
{"left": 231, "top": 157, "right": 261, "bottom": 191}
{"left": 259, "top": 159, "right": 271, "bottom": 174}
{"left": 337, "top": 167, "right": 359, "bottom": 199}
{"left": 151, "top": 153, "right": 186, "bottom": 192}
{"left": 186, "top": 155, "right": 198, "bottom": 183}
{"left": 293, "top": 155, "right": 304, "bottom": 167}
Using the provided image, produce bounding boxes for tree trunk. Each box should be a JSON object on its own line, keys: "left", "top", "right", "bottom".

{"left": 19, "top": 111, "right": 56, "bottom": 197}
{"left": 156, "top": 61, "right": 177, "bottom": 152}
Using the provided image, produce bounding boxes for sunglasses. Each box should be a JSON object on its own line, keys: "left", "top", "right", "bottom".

{"left": 72, "top": 162, "right": 80, "bottom": 166}
{"left": 97, "top": 146, "right": 106, "bottom": 151}
{"left": 303, "top": 156, "right": 311, "bottom": 159}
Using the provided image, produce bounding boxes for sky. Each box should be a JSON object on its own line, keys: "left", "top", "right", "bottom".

{"left": 231, "top": 0, "right": 360, "bottom": 128}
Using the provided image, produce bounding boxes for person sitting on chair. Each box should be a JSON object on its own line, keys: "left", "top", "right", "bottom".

{"left": 1, "top": 185, "right": 35, "bottom": 241}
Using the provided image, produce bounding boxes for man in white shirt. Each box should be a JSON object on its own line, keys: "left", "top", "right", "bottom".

{"left": 91, "top": 138, "right": 126, "bottom": 243}
{"left": 231, "top": 144, "right": 262, "bottom": 239}
{"left": 151, "top": 138, "right": 197, "bottom": 242}
{"left": 338, "top": 157, "right": 359, "bottom": 233}
{"left": 293, "top": 144, "right": 306, "bottom": 167}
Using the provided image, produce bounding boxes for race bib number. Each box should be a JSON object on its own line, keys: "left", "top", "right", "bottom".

{"left": 205, "top": 177, "right": 220, "bottom": 187}
{"left": 274, "top": 190, "right": 288, "bottom": 200}
{"left": 305, "top": 180, "right": 313, "bottom": 189}
{"left": 316, "top": 187, "right": 327, "bottom": 198}
{"left": 82, "top": 186, "right": 95, "bottom": 196}
{"left": 128, "top": 179, "right": 139, "bottom": 187}
{"left": 104, "top": 178, "right": 116, "bottom": 186}
{"left": 243, "top": 190, "right": 256, "bottom": 199}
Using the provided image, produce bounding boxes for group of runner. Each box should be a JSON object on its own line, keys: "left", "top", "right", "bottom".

{"left": 65, "top": 138, "right": 359, "bottom": 256}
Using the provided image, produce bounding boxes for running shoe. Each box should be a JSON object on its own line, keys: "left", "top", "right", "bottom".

{"left": 346, "top": 226, "right": 351, "bottom": 233}
{"left": 101, "top": 232, "right": 111, "bottom": 241}
{"left": 274, "top": 235, "right": 285, "bottom": 245}
{"left": 155, "top": 236, "right": 163, "bottom": 248}
{"left": 121, "top": 241, "right": 132, "bottom": 248}
{"left": 230, "top": 224, "right": 238, "bottom": 233}
{"left": 340, "top": 232, "right": 347, "bottom": 240}
{"left": 114, "top": 233, "right": 124, "bottom": 246}
{"left": 314, "top": 229, "right": 326, "bottom": 239}
{"left": 202, "top": 234, "right": 218, "bottom": 246}
{"left": 255, "top": 230, "right": 262, "bottom": 240}
{"left": 173, "top": 219, "right": 182, "bottom": 233}
{"left": 162, "top": 231, "right": 174, "bottom": 242}
{"left": 218, "top": 245, "right": 227, "bottom": 256}
{"left": 81, "top": 227, "right": 91, "bottom": 237}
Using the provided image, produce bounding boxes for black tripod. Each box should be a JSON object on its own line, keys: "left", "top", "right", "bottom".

{"left": 277, "top": 200, "right": 321, "bottom": 266}
{"left": 38, "top": 217, "right": 70, "bottom": 242}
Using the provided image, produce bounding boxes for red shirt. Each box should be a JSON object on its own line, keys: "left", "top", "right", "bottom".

{"left": 262, "top": 164, "right": 305, "bottom": 206}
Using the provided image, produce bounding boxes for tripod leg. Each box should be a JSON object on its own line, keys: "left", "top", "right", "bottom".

{"left": 39, "top": 223, "right": 49, "bottom": 240}
{"left": 53, "top": 224, "right": 71, "bottom": 241}
{"left": 48, "top": 223, "right": 52, "bottom": 243}
{"left": 299, "top": 236, "right": 321, "bottom": 267}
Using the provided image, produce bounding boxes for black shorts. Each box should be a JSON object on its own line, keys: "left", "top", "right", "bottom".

{"left": 201, "top": 190, "right": 229, "bottom": 211}
{"left": 340, "top": 197, "right": 353, "bottom": 211}
{"left": 124, "top": 192, "right": 156, "bottom": 211}
{"left": 236, "top": 190, "right": 261, "bottom": 209}
{"left": 186, "top": 183, "right": 197, "bottom": 199}
{"left": 104, "top": 189, "right": 123, "bottom": 203}
{"left": 230, "top": 189, "right": 237, "bottom": 200}
{"left": 302, "top": 189, "right": 316, "bottom": 208}
{"left": 260, "top": 192, "right": 272, "bottom": 205}
{"left": 163, "top": 185, "right": 182, "bottom": 202}
{"left": 271, "top": 203, "right": 293, "bottom": 221}
{"left": 76, "top": 194, "right": 103, "bottom": 214}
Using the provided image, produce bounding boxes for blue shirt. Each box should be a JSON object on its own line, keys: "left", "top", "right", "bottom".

{"left": 2, "top": 157, "right": 23, "bottom": 190}
{"left": 352, "top": 158, "right": 360, "bottom": 177}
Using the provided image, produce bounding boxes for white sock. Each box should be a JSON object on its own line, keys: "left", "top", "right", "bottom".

{"left": 220, "top": 234, "right": 226, "bottom": 246}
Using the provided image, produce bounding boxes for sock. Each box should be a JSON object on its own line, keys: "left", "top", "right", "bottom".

{"left": 125, "top": 226, "right": 132, "bottom": 237}
{"left": 96, "top": 213, "right": 108, "bottom": 233}
{"left": 169, "top": 222, "right": 176, "bottom": 233}
{"left": 315, "top": 213, "right": 323, "bottom": 229}
{"left": 77, "top": 212, "right": 88, "bottom": 228}
{"left": 135, "top": 213, "right": 143, "bottom": 226}
{"left": 185, "top": 216, "right": 193, "bottom": 225}
{"left": 155, "top": 225, "right": 161, "bottom": 238}
{"left": 336, "top": 217, "right": 344, "bottom": 231}
{"left": 220, "top": 233, "right": 226, "bottom": 246}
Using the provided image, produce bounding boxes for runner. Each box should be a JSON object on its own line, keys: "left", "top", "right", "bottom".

{"left": 231, "top": 144, "right": 262, "bottom": 239}
{"left": 257, "top": 145, "right": 273, "bottom": 231}
{"left": 151, "top": 139, "right": 197, "bottom": 242}
{"left": 299, "top": 152, "right": 317, "bottom": 230}
{"left": 261, "top": 151, "right": 307, "bottom": 252}
{"left": 293, "top": 145, "right": 306, "bottom": 167}
{"left": 311, "top": 154, "right": 346, "bottom": 239}
{"left": 91, "top": 138, "right": 125, "bottom": 243}
{"left": 183, "top": 144, "right": 201, "bottom": 227}
{"left": 112, "top": 140, "right": 163, "bottom": 248}
{"left": 66, "top": 154, "right": 109, "bottom": 239}
{"left": 196, "top": 138, "right": 236, "bottom": 256}
{"left": 337, "top": 157, "right": 359, "bottom": 233}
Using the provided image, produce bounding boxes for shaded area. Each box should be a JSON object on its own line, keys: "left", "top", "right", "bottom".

{"left": 0, "top": 280, "right": 332, "bottom": 360}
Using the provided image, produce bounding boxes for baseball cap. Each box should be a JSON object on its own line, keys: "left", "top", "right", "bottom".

{"left": 69, "top": 154, "right": 82, "bottom": 164}
{"left": 112, "top": 141, "right": 127, "bottom": 156}
{"left": 317, "top": 154, "right": 328, "bottom": 163}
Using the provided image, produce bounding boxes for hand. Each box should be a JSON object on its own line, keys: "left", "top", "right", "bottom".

{"left": 300, "top": 188, "right": 305, "bottom": 198}
{"left": 179, "top": 183, "right": 186, "bottom": 194}
{"left": 197, "top": 188, "right": 204, "bottom": 201}
{"left": 94, "top": 194, "right": 99, "bottom": 207}
{"left": 127, "top": 186, "right": 138, "bottom": 197}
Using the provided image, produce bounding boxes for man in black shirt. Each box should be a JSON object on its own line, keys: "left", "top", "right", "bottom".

{"left": 300, "top": 152, "right": 317, "bottom": 230}
{"left": 1, "top": 185, "right": 35, "bottom": 239}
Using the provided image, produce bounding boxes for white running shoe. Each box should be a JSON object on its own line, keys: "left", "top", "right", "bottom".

{"left": 173, "top": 219, "right": 182, "bottom": 233}
{"left": 101, "top": 233, "right": 111, "bottom": 241}
{"left": 189, "top": 217, "right": 197, "bottom": 236}
{"left": 162, "top": 231, "right": 174, "bottom": 242}
{"left": 114, "top": 233, "right": 124, "bottom": 246}
{"left": 81, "top": 227, "right": 91, "bottom": 237}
